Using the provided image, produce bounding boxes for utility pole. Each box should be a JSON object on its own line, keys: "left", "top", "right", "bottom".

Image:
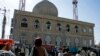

{"left": 19, "top": 0, "right": 26, "bottom": 11}
{"left": 72, "top": 0, "right": 78, "bottom": 20}
{"left": 0, "top": 7, "right": 7, "bottom": 39}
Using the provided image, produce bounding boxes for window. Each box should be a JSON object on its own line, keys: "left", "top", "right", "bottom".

{"left": 10, "top": 28, "right": 13, "bottom": 34}
{"left": 55, "top": 41, "right": 57, "bottom": 45}
{"left": 83, "top": 28, "right": 86, "bottom": 32}
{"left": 56, "top": 36, "right": 61, "bottom": 46}
{"left": 83, "top": 40, "right": 87, "bottom": 47}
{"left": 75, "top": 25, "right": 78, "bottom": 33}
{"left": 89, "top": 28, "right": 92, "bottom": 33}
{"left": 89, "top": 40, "right": 92, "bottom": 46}
{"left": 75, "top": 38, "right": 79, "bottom": 47}
{"left": 66, "top": 38, "right": 70, "bottom": 46}
{"left": 21, "top": 18, "right": 28, "bottom": 28}
{"left": 45, "top": 35, "right": 51, "bottom": 44}
{"left": 34, "top": 20, "right": 39, "bottom": 29}
{"left": 46, "top": 21, "right": 51, "bottom": 30}
{"left": 66, "top": 24, "right": 70, "bottom": 32}
{"left": 21, "top": 23, "right": 28, "bottom": 27}
{"left": 20, "top": 32, "right": 27, "bottom": 44}
{"left": 57, "top": 23, "right": 61, "bottom": 31}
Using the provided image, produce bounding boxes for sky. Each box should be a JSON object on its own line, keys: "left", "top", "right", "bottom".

{"left": 0, "top": 0, "right": 100, "bottom": 44}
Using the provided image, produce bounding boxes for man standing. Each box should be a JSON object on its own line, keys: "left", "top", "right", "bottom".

{"left": 30, "top": 37, "right": 48, "bottom": 56}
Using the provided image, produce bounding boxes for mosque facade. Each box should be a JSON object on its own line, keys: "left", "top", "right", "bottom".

{"left": 10, "top": 0, "right": 95, "bottom": 48}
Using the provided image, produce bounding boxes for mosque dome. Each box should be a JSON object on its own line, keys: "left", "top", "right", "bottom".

{"left": 32, "top": 0, "right": 58, "bottom": 17}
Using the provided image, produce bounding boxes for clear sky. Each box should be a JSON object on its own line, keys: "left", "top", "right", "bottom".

{"left": 0, "top": 0, "right": 100, "bottom": 44}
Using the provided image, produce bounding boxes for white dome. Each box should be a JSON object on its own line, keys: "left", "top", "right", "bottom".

{"left": 33, "top": 0, "right": 58, "bottom": 16}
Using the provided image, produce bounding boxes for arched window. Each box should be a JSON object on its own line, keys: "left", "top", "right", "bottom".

{"left": 19, "top": 32, "right": 27, "bottom": 44}
{"left": 83, "top": 39, "right": 87, "bottom": 47}
{"left": 89, "top": 39, "right": 92, "bottom": 46}
{"left": 46, "top": 21, "right": 51, "bottom": 30}
{"left": 45, "top": 35, "right": 51, "bottom": 44}
{"left": 56, "top": 36, "right": 61, "bottom": 47}
{"left": 83, "top": 28, "right": 87, "bottom": 32}
{"left": 34, "top": 20, "right": 39, "bottom": 29}
{"left": 75, "top": 38, "right": 79, "bottom": 47}
{"left": 66, "top": 38, "right": 71, "bottom": 47}
{"left": 89, "top": 28, "right": 92, "bottom": 33}
{"left": 21, "top": 18, "right": 28, "bottom": 27}
{"left": 10, "top": 28, "right": 13, "bottom": 34}
{"left": 57, "top": 23, "right": 61, "bottom": 31}
{"left": 75, "top": 25, "right": 78, "bottom": 33}
{"left": 21, "top": 23, "right": 28, "bottom": 27}
{"left": 66, "top": 24, "right": 70, "bottom": 32}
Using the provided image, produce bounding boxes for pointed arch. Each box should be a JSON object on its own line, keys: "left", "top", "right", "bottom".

{"left": 66, "top": 24, "right": 70, "bottom": 32}
{"left": 34, "top": 20, "right": 40, "bottom": 29}
{"left": 57, "top": 23, "right": 61, "bottom": 31}
{"left": 75, "top": 25, "right": 78, "bottom": 32}
{"left": 66, "top": 38, "right": 71, "bottom": 47}
{"left": 45, "top": 35, "right": 51, "bottom": 44}
{"left": 46, "top": 21, "right": 51, "bottom": 30}
{"left": 56, "top": 36, "right": 61, "bottom": 47}
{"left": 75, "top": 38, "right": 79, "bottom": 47}
{"left": 22, "top": 18, "right": 27, "bottom": 21}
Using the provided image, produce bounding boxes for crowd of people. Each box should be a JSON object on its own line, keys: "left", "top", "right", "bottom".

{"left": 13, "top": 37, "right": 99, "bottom": 56}
{"left": 0, "top": 38, "right": 99, "bottom": 56}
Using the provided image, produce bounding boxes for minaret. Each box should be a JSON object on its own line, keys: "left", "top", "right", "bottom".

{"left": 19, "top": 0, "right": 26, "bottom": 11}
{"left": 72, "top": 0, "right": 78, "bottom": 20}
{"left": 1, "top": 8, "right": 6, "bottom": 39}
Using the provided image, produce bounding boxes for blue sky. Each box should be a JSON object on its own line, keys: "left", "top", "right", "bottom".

{"left": 0, "top": 0, "right": 100, "bottom": 44}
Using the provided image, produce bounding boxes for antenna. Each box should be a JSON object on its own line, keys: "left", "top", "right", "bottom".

{"left": 19, "top": 0, "right": 26, "bottom": 11}
{"left": 0, "top": 7, "right": 8, "bottom": 39}
{"left": 72, "top": 0, "right": 78, "bottom": 20}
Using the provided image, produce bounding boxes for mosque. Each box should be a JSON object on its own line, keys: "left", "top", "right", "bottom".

{"left": 10, "top": 0, "right": 95, "bottom": 48}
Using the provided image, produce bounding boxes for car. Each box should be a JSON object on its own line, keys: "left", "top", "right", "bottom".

{"left": 0, "top": 50, "right": 16, "bottom": 56}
